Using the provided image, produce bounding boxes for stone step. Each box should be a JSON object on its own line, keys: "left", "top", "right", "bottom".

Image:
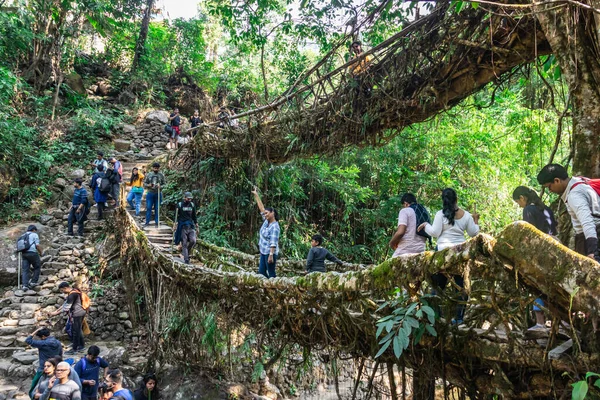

{"left": 0, "top": 347, "right": 22, "bottom": 358}
{"left": 146, "top": 235, "right": 173, "bottom": 244}
{"left": 141, "top": 225, "right": 172, "bottom": 235}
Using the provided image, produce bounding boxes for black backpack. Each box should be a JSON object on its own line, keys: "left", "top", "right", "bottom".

{"left": 99, "top": 177, "right": 112, "bottom": 193}
{"left": 16, "top": 232, "right": 32, "bottom": 253}
{"left": 410, "top": 203, "right": 432, "bottom": 244}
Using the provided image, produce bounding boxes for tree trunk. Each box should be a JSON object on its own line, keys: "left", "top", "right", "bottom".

{"left": 412, "top": 367, "right": 435, "bottom": 400}
{"left": 535, "top": 1, "right": 600, "bottom": 177}
{"left": 132, "top": 0, "right": 155, "bottom": 72}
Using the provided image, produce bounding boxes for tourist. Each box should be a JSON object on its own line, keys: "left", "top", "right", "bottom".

{"left": 537, "top": 164, "right": 600, "bottom": 261}
{"left": 91, "top": 165, "right": 108, "bottom": 221}
{"left": 176, "top": 192, "right": 198, "bottom": 264}
{"left": 217, "top": 106, "right": 233, "bottom": 129}
{"left": 252, "top": 188, "right": 280, "bottom": 278}
{"left": 89, "top": 151, "right": 108, "bottom": 174}
{"left": 347, "top": 41, "right": 373, "bottom": 77}
{"left": 389, "top": 193, "right": 427, "bottom": 257}
{"left": 50, "top": 282, "right": 87, "bottom": 354}
{"left": 20, "top": 224, "right": 42, "bottom": 290}
{"left": 74, "top": 345, "right": 109, "bottom": 400}
{"left": 68, "top": 178, "right": 88, "bottom": 237}
{"left": 133, "top": 373, "right": 160, "bottom": 400}
{"left": 126, "top": 167, "right": 145, "bottom": 216}
{"left": 26, "top": 327, "right": 63, "bottom": 396}
{"left": 105, "top": 369, "right": 134, "bottom": 400}
{"left": 39, "top": 361, "right": 81, "bottom": 400}
{"left": 512, "top": 185, "right": 559, "bottom": 331}
{"left": 98, "top": 383, "right": 113, "bottom": 400}
{"left": 169, "top": 108, "right": 181, "bottom": 150}
{"left": 189, "top": 109, "right": 203, "bottom": 138}
{"left": 144, "top": 163, "right": 166, "bottom": 228}
{"left": 31, "top": 357, "right": 58, "bottom": 399}
{"left": 418, "top": 188, "right": 480, "bottom": 324}
{"left": 108, "top": 157, "right": 123, "bottom": 207}
{"left": 306, "top": 234, "right": 343, "bottom": 273}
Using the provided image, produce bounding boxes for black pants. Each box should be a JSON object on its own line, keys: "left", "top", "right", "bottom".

{"left": 67, "top": 207, "right": 85, "bottom": 236}
{"left": 22, "top": 252, "right": 41, "bottom": 286}
{"left": 71, "top": 315, "right": 85, "bottom": 350}
{"left": 97, "top": 202, "right": 106, "bottom": 220}
{"left": 431, "top": 273, "right": 467, "bottom": 321}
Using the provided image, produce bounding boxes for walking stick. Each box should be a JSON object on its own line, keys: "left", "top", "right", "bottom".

{"left": 172, "top": 206, "right": 178, "bottom": 253}
{"left": 157, "top": 184, "right": 161, "bottom": 227}
{"left": 17, "top": 252, "right": 21, "bottom": 289}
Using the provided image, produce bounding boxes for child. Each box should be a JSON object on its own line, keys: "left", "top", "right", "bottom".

{"left": 512, "top": 185, "right": 558, "bottom": 331}
{"left": 306, "top": 234, "right": 344, "bottom": 273}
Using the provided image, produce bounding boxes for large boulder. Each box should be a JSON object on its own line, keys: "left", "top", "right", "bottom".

{"left": 117, "top": 90, "right": 137, "bottom": 106}
{"left": 145, "top": 110, "right": 170, "bottom": 125}
{"left": 120, "top": 123, "right": 136, "bottom": 134}
{"left": 70, "top": 169, "right": 85, "bottom": 180}
{"left": 113, "top": 139, "right": 131, "bottom": 152}
{"left": 65, "top": 72, "right": 86, "bottom": 95}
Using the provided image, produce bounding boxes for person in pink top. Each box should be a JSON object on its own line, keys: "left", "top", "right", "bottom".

{"left": 389, "top": 193, "right": 427, "bottom": 257}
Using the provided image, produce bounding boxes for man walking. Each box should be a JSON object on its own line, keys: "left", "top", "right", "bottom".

{"left": 537, "top": 164, "right": 600, "bottom": 260}
{"left": 19, "top": 224, "right": 42, "bottom": 290}
{"left": 389, "top": 193, "right": 427, "bottom": 257}
{"left": 50, "top": 282, "right": 87, "bottom": 354}
{"left": 26, "top": 327, "right": 63, "bottom": 395}
{"left": 144, "top": 163, "right": 166, "bottom": 228}
{"left": 108, "top": 157, "right": 123, "bottom": 207}
{"left": 169, "top": 108, "right": 181, "bottom": 149}
{"left": 40, "top": 361, "right": 81, "bottom": 400}
{"left": 68, "top": 179, "right": 88, "bottom": 237}
{"left": 176, "top": 192, "right": 198, "bottom": 264}
{"left": 74, "top": 345, "right": 109, "bottom": 400}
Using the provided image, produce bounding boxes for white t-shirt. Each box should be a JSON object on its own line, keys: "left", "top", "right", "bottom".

{"left": 392, "top": 207, "right": 426, "bottom": 257}
{"left": 424, "top": 210, "right": 479, "bottom": 250}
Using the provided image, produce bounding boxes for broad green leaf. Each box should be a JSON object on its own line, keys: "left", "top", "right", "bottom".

{"left": 379, "top": 330, "right": 395, "bottom": 345}
{"left": 571, "top": 381, "right": 588, "bottom": 400}
{"left": 393, "top": 335, "right": 402, "bottom": 358}
{"left": 425, "top": 324, "right": 437, "bottom": 337}
{"left": 376, "top": 322, "right": 385, "bottom": 338}
{"left": 375, "top": 338, "right": 392, "bottom": 358}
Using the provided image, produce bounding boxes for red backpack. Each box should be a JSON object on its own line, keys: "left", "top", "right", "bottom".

{"left": 570, "top": 177, "right": 600, "bottom": 199}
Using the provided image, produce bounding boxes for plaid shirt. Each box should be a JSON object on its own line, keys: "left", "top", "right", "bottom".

{"left": 258, "top": 217, "right": 280, "bottom": 255}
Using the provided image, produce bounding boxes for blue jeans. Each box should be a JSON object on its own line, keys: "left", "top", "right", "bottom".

{"left": 258, "top": 254, "right": 277, "bottom": 278}
{"left": 127, "top": 190, "right": 143, "bottom": 215}
{"left": 145, "top": 192, "right": 162, "bottom": 225}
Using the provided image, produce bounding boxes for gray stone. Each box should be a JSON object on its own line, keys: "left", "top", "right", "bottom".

{"left": 17, "top": 319, "right": 36, "bottom": 326}
{"left": 20, "top": 304, "right": 40, "bottom": 312}
{"left": 121, "top": 123, "right": 136, "bottom": 134}
{"left": 145, "top": 110, "right": 170, "bottom": 125}
{"left": 118, "top": 312, "right": 128, "bottom": 320}
{"left": 12, "top": 351, "right": 38, "bottom": 364}
{"left": 70, "top": 169, "right": 85, "bottom": 179}
{"left": 39, "top": 215, "right": 53, "bottom": 225}
{"left": 113, "top": 139, "right": 131, "bottom": 152}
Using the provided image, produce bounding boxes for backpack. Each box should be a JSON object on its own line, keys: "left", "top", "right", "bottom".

{"left": 410, "top": 203, "right": 433, "bottom": 243}
{"left": 164, "top": 124, "right": 173, "bottom": 134}
{"left": 99, "top": 177, "right": 112, "bottom": 193}
{"left": 569, "top": 177, "right": 600, "bottom": 200}
{"left": 79, "top": 355, "right": 102, "bottom": 372}
{"left": 72, "top": 289, "right": 92, "bottom": 311}
{"left": 16, "top": 232, "right": 32, "bottom": 253}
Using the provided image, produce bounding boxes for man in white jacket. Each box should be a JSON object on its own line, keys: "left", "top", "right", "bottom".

{"left": 537, "top": 163, "right": 600, "bottom": 260}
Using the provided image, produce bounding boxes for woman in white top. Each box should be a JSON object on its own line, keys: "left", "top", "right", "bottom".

{"left": 417, "top": 188, "right": 480, "bottom": 324}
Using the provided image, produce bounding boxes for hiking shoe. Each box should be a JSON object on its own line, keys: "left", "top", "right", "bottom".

{"left": 21, "top": 285, "right": 29, "bottom": 291}
{"left": 29, "top": 282, "right": 39, "bottom": 287}
{"left": 527, "top": 324, "right": 547, "bottom": 332}
{"left": 451, "top": 318, "right": 463, "bottom": 326}
{"left": 64, "top": 349, "right": 77, "bottom": 355}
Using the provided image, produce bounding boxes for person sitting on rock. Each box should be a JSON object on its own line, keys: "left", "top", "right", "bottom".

{"left": 40, "top": 361, "right": 81, "bottom": 400}
{"left": 133, "top": 373, "right": 160, "bottom": 400}
{"left": 26, "top": 327, "right": 63, "bottom": 397}
{"left": 74, "top": 345, "right": 109, "bottom": 400}
{"left": 89, "top": 151, "right": 108, "bottom": 174}
{"left": 91, "top": 165, "right": 108, "bottom": 221}
{"left": 126, "top": 167, "right": 145, "bottom": 217}
{"left": 50, "top": 282, "right": 87, "bottom": 355}
{"left": 306, "top": 234, "right": 344, "bottom": 273}
{"left": 105, "top": 369, "right": 134, "bottom": 400}
{"left": 20, "top": 224, "right": 43, "bottom": 290}
{"left": 189, "top": 109, "right": 203, "bottom": 138}
{"left": 168, "top": 108, "right": 181, "bottom": 150}
{"left": 176, "top": 192, "right": 198, "bottom": 264}
{"left": 67, "top": 178, "right": 89, "bottom": 237}
{"left": 143, "top": 163, "right": 166, "bottom": 228}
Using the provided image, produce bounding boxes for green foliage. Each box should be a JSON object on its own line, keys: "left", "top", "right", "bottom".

{"left": 375, "top": 291, "right": 437, "bottom": 359}
{"left": 571, "top": 372, "right": 600, "bottom": 400}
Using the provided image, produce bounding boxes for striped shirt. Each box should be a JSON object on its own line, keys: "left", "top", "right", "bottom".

{"left": 258, "top": 217, "right": 280, "bottom": 255}
{"left": 72, "top": 187, "right": 88, "bottom": 207}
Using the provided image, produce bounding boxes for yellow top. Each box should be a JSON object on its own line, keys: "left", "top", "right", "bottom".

{"left": 127, "top": 172, "right": 145, "bottom": 188}
{"left": 348, "top": 54, "right": 374, "bottom": 76}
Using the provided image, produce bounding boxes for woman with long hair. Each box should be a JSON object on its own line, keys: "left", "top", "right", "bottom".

{"left": 418, "top": 188, "right": 480, "bottom": 324}
{"left": 126, "top": 167, "right": 145, "bottom": 216}
{"left": 252, "top": 187, "right": 280, "bottom": 278}
{"left": 134, "top": 373, "right": 160, "bottom": 400}
{"left": 512, "top": 185, "right": 558, "bottom": 330}
{"left": 31, "top": 357, "right": 59, "bottom": 399}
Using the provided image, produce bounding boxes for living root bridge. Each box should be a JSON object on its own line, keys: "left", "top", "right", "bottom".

{"left": 115, "top": 206, "right": 600, "bottom": 397}
{"left": 178, "top": 2, "right": 551, "bottom": 165}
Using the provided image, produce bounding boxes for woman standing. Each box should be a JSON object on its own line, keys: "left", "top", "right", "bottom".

{"left": 126, "top": 167, "right": 145, "bottom": 216}
{"left": 134, "top": 373, "right": 160, "bottom": 400}
{"left": 418, "top": 188, "right": 480, "bottom": 324}
{"left": 252, "top": 188, "right": 280, "bottom": 278}
{"left": 512, "top": 185, "right": 558, "bottom": 330}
